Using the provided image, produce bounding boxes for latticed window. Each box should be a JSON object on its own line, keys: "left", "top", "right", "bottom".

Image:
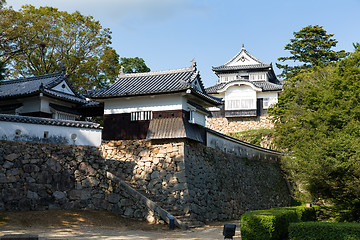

{"left": 226, "top": 99, "right": 255, "bottom": 110}
{"left": 131, "top": 111, "right": 152, "bottom": 121}
{"left": 54, "top": 112, "right": 76, "bottom": 121}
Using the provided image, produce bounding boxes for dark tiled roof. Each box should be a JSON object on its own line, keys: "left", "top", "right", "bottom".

{"left": 212, "top": 63, "right": 271, "bottom": 72}
{"left": 189, "top": 88, "right": 222, "bottom": 105}
{"left": 252, "top": 81, "right": 283, "bottom": 91}
{"left": 42, "top": 88, "right": 87, "bottom": 104}
{"left": 89, "top": 66, "right": 197, "bottom": 97}
{"left": 206, "top": 80, "right": 283, "bottom": 94}
{"left": 0, "top": 114, "right": 102, "bottom": 129}
{"left": 0, "top": 69, "right": 86, "bottom": 104}
{"left": 88, "top": 65, "right": 222, "bottom": 106}
{"left": 0, "top": 70, "right": 65, "bottom": 98}
{"left": 187, "top": 101, "right": 211, "bottom": 114}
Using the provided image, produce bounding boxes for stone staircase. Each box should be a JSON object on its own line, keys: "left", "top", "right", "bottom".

{"left": 127, "top": 181, "right": 204, "bottom": 228}
{"left": 106, "top": 172, "right": 193, "bottom": 229}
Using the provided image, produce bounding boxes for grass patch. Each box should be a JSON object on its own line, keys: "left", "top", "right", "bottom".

{"left": 230, "top": 128, "right": 276, "bottom": 149}
{"left": 289, "top": 221, "right": 360, "bottom": 240}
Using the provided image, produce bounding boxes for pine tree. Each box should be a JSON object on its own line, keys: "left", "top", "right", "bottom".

{"left": 277, "top": 25, "right": 346, "bottom": 79}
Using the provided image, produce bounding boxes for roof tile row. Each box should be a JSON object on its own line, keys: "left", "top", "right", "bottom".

{"left": 0, "top": 114, "right": 102, "bottom": 129}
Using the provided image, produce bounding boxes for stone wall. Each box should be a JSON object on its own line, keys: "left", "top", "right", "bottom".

{"left": 206, "top": 116, "right": 274, "bottom": 134}
{"left": 184, "top": 140, "right": 290, "bottom": 222}
{"left": 0, "top": 140, "right": 156, "bottom": 222}
{"left": 0, "top": 138, "right": 290, "bottom": 225}
{"left": 101, "top": 140, "right": 190, "bottom": 216}
{"left": 101, "top": 139, "right": 291, "bottom": 223}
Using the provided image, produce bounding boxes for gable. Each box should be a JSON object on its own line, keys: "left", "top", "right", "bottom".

{"left": 52, "top": 80, "right": 76, "bottom": 96}
{"left": 226, "top": 50, "right": 262, "bottom": 67}
{"left": 191, "top": 77, "right": 203, "bottom": 92}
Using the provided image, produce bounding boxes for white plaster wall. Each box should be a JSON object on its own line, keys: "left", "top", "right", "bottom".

{"left": 189, "top": 110, "right": 206, "bottom": 126}
{"left": 225, "top": 85, "right": 256, "bottom": 99}
{"left": 0, "top": 121, "right": 102, "bottom": 146}
{"left": 16, "top": 96, "right": 75, "bottom": 115}
{"left": 40, "top": 96, "right": 75, "bottom": 114}
{"left": 257, "top": 91, "right": 279, "bottom": 99}
{"left": 257, "top": 92, "right": 279, "bottom": 108}
{"left": 103, "top": 94, "right": 186, "bottom": 114}
{"left": 206, "top": 131, "right": 280, "bottom": 161}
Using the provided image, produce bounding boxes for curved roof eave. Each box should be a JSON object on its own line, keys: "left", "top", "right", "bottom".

{"left": 216, "top": 81, "right": 263, "bottom": 93}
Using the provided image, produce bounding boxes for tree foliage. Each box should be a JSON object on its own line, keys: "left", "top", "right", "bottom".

{"left": 270, "top": 45, "right": 360, "bottom": 217}
{"left": 277, "top": 25, "right": 346, "bottom": 79}
{"left": 0, "top": 5, "right": 121, "bottom": 91}
{"left": 0, "top": 0, "right": 6, "bottom": 9}
{"left": 120, "top": 57, "right": 150, "bottom": 74}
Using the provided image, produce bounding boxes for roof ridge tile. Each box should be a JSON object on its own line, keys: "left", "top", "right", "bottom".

{"left": 118, "top": 66, "right": 194, "bottom": 79}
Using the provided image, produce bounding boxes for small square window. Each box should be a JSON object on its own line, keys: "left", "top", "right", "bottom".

{"left": 44, "top": 131, "right": 49, "bottom": 138}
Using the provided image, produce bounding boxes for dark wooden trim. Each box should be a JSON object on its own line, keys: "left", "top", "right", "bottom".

{"left": 103, "top": 113, "right": 150, "bottom": 140}
{"left": 22, "top": 112, "right": 52, "bottom": 118}
{"left": 103, "top": 110, "right": 191, "bottom": 140}
{"left": 153, "top": 110, "right": 185, "bottom": 119}
{"left": 225, "top": 109, "right": 257, "bottom": 117}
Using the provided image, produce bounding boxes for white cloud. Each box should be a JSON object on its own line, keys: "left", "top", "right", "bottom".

{"left": 6, "top": 0, "right": 209, "bottom": 28}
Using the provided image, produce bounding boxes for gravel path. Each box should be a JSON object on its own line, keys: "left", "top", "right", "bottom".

{"left": 0, "top": 210, "right": 242, "bottom": 240}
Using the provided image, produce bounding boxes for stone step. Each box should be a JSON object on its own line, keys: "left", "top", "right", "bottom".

{"left": 171, "top": 215, "right": 204, "bottom": 228}
{"left": 125, "top": 180, "right": 204, "bottom": 229}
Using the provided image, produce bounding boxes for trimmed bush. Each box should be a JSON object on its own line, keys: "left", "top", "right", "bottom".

{"left": 240, "top": 206, "right": 317, "bottom": 240}
{"left": 289, "top": 221, "right": 360, "bottom": 240}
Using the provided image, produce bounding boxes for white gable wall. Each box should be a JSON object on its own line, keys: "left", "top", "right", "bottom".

{"left": 52, "top": 80, "right": 76, "bottom": 95}
{"left": 227, "top": 52, "right": 259, "bottom": 66}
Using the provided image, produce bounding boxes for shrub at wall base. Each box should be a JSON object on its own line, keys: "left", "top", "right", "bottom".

{"left": 240, "top": 206, "right": 317, "bottom": 240}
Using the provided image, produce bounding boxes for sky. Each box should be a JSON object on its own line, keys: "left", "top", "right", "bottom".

{"left": 5, "top": 0, "right": 360, "bottom": 87}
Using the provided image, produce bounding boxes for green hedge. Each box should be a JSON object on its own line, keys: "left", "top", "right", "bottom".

{"left": 289, "top": 221, "right": 360, "bottom": 240}
{"left": 240, "top": 206, "right": 317, "bottom": 240}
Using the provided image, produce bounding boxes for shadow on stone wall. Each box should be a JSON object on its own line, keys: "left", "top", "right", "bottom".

{"left": 184, "top": 140, "right": 291, "bottom": 223}
{"left": 0, "top": 140, "right": 158, "bottom": 223}
{"left": 0, "top": 138, "right": 291, "bottom": 227}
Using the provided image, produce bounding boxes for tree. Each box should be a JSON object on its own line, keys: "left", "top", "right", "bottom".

{"left": 0, "top": 0, "right": 6, "bottom": 9}
{"left": 277, "top": 25, "right": 346, "bottom": 79}
{"left": 120, "top": 57, "right": 150, "bottom": 74}
{"left": 0, "top": 5, "right": 119, "bottom": 91}
{"left": 270, "top": 45, "right": 360, "bottom": 219}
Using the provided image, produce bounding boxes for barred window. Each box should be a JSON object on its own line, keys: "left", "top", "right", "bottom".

{"left": 226, "top": 99, "right": 255, "bottom": 110}
{"left": 54, "top": 112, "right": 76, "bottom": 121}
{"left": 131, "top": 111, "right": 152, "bottom": 121}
